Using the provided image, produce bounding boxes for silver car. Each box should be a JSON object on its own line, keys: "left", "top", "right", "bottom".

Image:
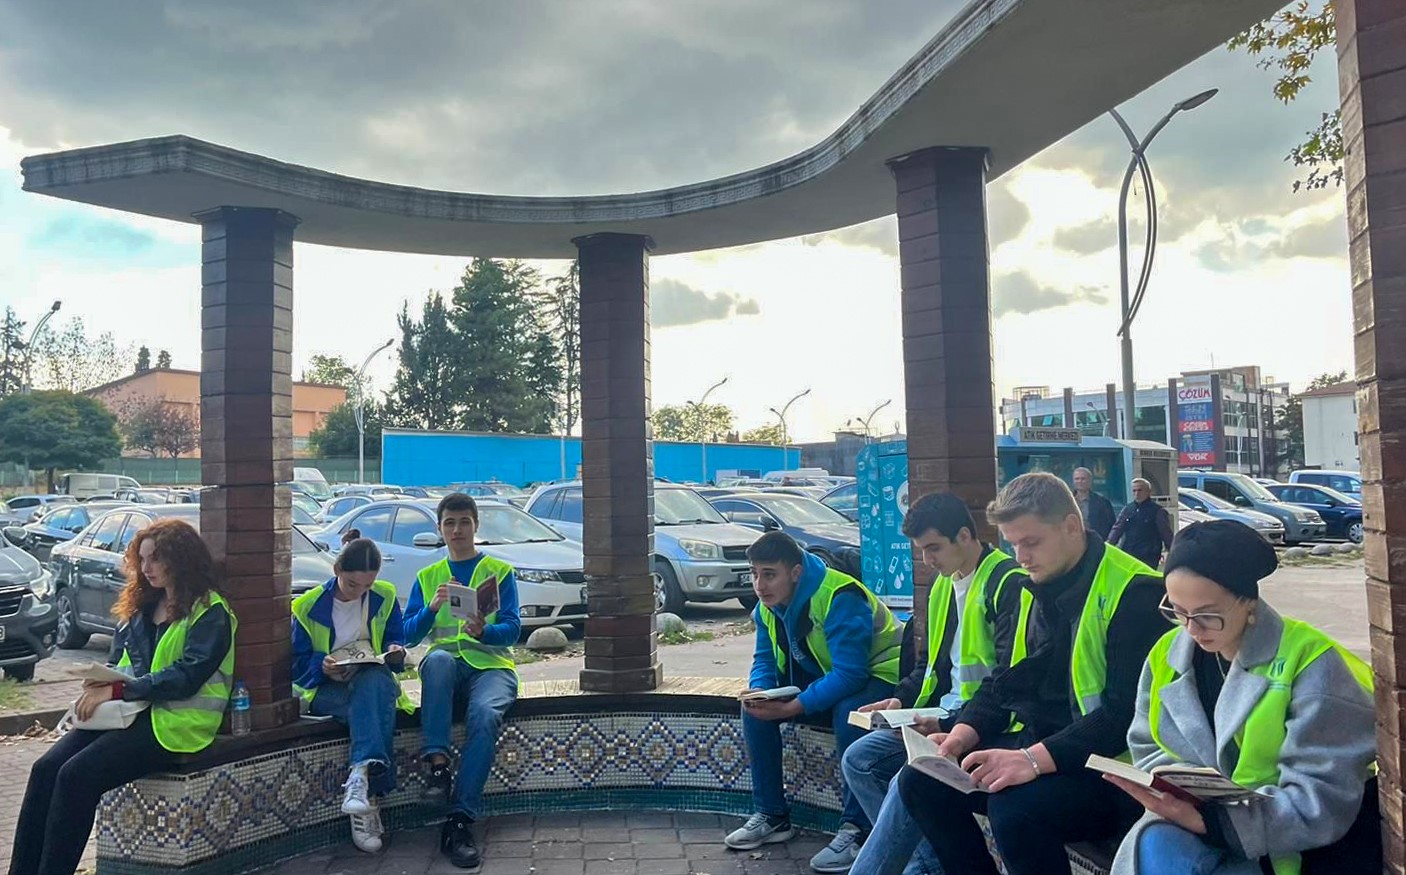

{"left": 1178, "top": 489, "right": 1286, "bottom": 544}
{"left": 309, "top": 498, "right": 589, "bottom": 628}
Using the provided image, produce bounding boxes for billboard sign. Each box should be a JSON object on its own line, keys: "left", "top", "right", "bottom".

{"left": 1177, "top": 379, "right": 1216, "bottom": 467}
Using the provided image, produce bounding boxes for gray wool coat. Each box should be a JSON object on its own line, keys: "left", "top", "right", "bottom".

{"left": 1109, "top": 603, "right": 1375, "bottom": 874}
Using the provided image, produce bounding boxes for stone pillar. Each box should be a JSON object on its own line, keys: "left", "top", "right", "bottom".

{"left": 1063, "top": 387, "right": 1075, "bottom": 429}
{"left": 1337, "top": 1, "right": 1406, "bottom": 868}
{"left": 1105, "top": 384, "right": 1118, "bottom": 438}
{"left": 1167, "top": 378, "right": 1180, "bottom": 449}
{"left": 574, "top": 233, "right": 662, "bottom": 693}
{"left": 889, "top": 147, "right": 996, "bottom": 648}
{"left": 195, "top": 207, "right": 300, "bottom": 731}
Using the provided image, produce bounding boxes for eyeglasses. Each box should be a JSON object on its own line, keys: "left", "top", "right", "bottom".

{"left": 1159, "top": 594, "right": 1226, "bottom": 632}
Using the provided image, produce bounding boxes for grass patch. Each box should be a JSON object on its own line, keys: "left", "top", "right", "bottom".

{"left": 511, "top": 648, "right": 544, "bottom": 665}
{"left": 0, "top": 678, "right": 34, "bottom": 712}
{"left": 660, "top": 629, "right": 717, "bottom": 646}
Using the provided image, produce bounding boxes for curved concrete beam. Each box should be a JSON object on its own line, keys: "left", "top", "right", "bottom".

{"left": 21, "top": 0, "right": 1279, "bottom": 258}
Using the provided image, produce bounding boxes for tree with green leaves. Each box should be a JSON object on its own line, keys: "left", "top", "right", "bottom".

{"left": 741, "top": 423, "right": 784, "bottom": 445}
{"left": 536, "top": 261, "right": 581, "bottom": 435}
{"left": 309, "top": 400, "right": 384, "bottom": 459}
{"left": 652, "top": 403, "right": 734, "bottom": 442}
{"left": 1229, "top": 2, "right": 1339, "bottom": 191}
{"left": 303, "top": 353, "right": 360, "bottom": 390}
{"left": 0, "top": 308, "right": 25, "bottom": 398}
{"left": 155, "top": 349, "right": 171, "bottom": 369}
{"left": 32, "top": 317, "right": 134, "bottom": 392}
{"left": 135, "top": 346, "right": 151, "bottom": 373}
{"left": 0, "top": 391, "right": 122, "bottom": 492}
{"left": 385, "top": 293, "right": 460, "bottom": 431}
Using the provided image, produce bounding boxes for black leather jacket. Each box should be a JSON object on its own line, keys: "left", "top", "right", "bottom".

{"left": 107, "top": 600, "right": 232, "bottom": 702}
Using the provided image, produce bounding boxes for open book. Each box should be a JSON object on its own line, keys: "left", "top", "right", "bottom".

{"left": 848, "top": 707, "right": 950, "bottom": 731}
{"left": 447, "top": 577, "right": 500, "bottom": 622}
{"left": 739, "top": 686, "right": 803, "bottom": 702}
{"left": 1085, "top": 754, "right": 1265, "bottom": 806}
{"left": 66, "top": 661, "right": 132, "bottom": 683}
{"left": 328, "top": 642, "right": 385, "bottom": 667}
{"left": 901, "top": 726, "right": 984, "bottom": 794}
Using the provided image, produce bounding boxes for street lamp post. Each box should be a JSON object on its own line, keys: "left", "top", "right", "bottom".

{"left": 1108, "top": 88, "right": 1217, "bottom": 442}
{"left": 354, "top": 339, "right": 394, "bottom": 484}
{"left": 859, "top": 399, "right": 891, "bottom": 443}
{"left": 21, "top": 300, "right": 61, "bottom": 394}
{"left": 687, "top": 376, "right": 728, "bottom": 484}
{"left": 768, "top": 388, "right": 811, "bottom": 471}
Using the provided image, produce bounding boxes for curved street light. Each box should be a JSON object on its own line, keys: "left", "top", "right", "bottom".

{"left": 21, "top": 300, "right": 61, "bottom": 394}
{"left": 355, "top": 338, "right": 395, "bottom": 483}
{"left": 687, "top": 375, "right": 728, "bottom": 484}
{"left": 1107, "top": 87, "right": 1217, "bottom": 439}
{"left": 768, "top": 388, "right": 811, "bottom": 470}
{"left": 859, "top": 399, "right": 892, "bottom": 443}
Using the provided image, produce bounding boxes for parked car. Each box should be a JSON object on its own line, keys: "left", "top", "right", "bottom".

{"left": 398, "top": 486, "right": 434, "bottom": 499}
{"left": 450, "top": 482, "right": 532, "bottom": 508}
{"left": 1254, "top": 478, "right": 1282, "bottom": 487}
{"left": 527, "top": 481, "right": 761, "bottom": 614}
{"left": 309, "top": 498, "right": 590, "bottom": 627}
{"left": 0, "top": 532, "right": 58, "bottom": 680}
{"left": 693, "top": 487, "right": 749, "bottom": 500}
{"left": 58, "top": 472, "right": 142, "bottom": 500}
{"left": 820, "top": 482, "right": 860, "bottom": 521}
{"left": 1176, "top": 507, "right": 1217, "bottom": 531}
{"left": 0, "top": 499, "right": 30, "bottom": 528}
{"left": 290, "top": 492, "right": 323, "bottom": 519}
{"left": 1176, "top": 472, "right": 1326, "bottom": 545}
{"left": 292, "top": 467, "right": 334, "bottom": 503}
{"left": 1289, "top": 469, "right": 1362, "bottom": 502}
{"left": 1177, "top": 489, "right": 1285, "bottom": 544}
{"left": 316, "top": 494, "right": 376, "bottom": 524}
{"left": 335, "top": 484, "right": 405, "bottom": 497}
{"left": 708, "top": 493, "right": 862, "bottom": 579}
{"left": 47, "top": 505, "right": 334, "bottom": 649}
{"left": 292, "top": 505, "right": 319, "bottom": 527}
{"left": 1265, "top": 483, "right": 1364, "bottom": 544}
{"left": 760, "top": 486, "right": 830, "bottom": 501}
{"left": 12, "top": 500, "right": 134, "bottom": 563}
{"left": 7, "top": 494, "right": 78, "bottom": 523}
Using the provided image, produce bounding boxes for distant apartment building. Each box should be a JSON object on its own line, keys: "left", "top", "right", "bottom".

{"left": 1300, "top": 381, "right": 1359, "bottom": 472}
{"left": 87, "top": 368, "right": 347, "bottom": 457}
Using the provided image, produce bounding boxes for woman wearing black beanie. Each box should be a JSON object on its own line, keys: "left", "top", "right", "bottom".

{"left": 1107, "top": 520, "right": 1379, "bottom": 875}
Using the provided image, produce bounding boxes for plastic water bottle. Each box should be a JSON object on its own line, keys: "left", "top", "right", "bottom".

{"left": 230, "top": 681, "right": 251, "bottom": 736}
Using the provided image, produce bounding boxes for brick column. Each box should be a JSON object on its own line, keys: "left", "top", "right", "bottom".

{"left": 1337, "top": 1, "right": 1406, "bottom": 868}
{"left": 195, "top": 207, "right": 300, "bottom": 731}
{"left": 1063, "top": 387, "right": 1075, "bottom": 428}
{"left": 574, "top": 233, "right": 662, "bottom": 693}
{"left": 889, "top": 147, "right": 996, "bottom": 648}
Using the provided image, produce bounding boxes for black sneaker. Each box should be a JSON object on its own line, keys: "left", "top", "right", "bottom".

{"left": 440, "top": 813, "right": 480, "bottom": 869}
{"left": 424, "top": 759, "right": 452, "bottom": 802}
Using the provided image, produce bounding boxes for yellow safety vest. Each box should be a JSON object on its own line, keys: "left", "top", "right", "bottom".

{"left": 291, "top": 580, "right": 416, "bottom": 713}
{"left": 758, "top": 568, "right": 902, "bottom": 685}
{"left": 417, "top": 555, "right": 518, "bottom": 674}
{"left": 117, "top": 592, "right": 237, "bottom": 754}
{"left": 1147, "top": 619, "right": 1374, "bottom": 875}
{"left": 915, "top": 548, "right": 1033, "bottom": 709}
{"left": 1069, "top": 544, "right": 1161, "bottom": 716}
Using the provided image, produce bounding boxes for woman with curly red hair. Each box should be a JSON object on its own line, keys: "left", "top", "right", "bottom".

{"left": 9, "top": 518, "right": 237, "bottom": 875}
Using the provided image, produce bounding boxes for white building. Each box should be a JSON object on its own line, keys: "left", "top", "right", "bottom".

{"left": 1300, "top": 382, "right": 1359, "bottom": 471}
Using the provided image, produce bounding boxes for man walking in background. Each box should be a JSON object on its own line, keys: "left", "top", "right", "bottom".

{"left": 1072, "top": 467, "right": 1115, "bottom": 541}
{"left": 1108, "top": 478, "right": 1173, "bottom": 568}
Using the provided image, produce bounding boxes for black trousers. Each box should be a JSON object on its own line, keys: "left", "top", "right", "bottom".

{"left": 898, "top": 741, "right": 1140, "bottom": 875}
{"left": 10, "top": 710, "right": 176, "bottom": 875}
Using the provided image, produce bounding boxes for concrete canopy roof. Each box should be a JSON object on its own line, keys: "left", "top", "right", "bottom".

{"left": 21, "top": 0, "right": 1281, "bottom": 259}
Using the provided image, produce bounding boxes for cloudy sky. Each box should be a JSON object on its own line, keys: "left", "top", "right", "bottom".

{"left": 0, "top": 1, "right": 1350, "bottom": 442}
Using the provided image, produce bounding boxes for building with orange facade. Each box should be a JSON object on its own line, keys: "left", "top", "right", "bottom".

{"left": 87, "top": 368, "right": 346, "bottom": 457}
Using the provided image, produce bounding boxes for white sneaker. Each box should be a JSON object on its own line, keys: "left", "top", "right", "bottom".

{"left": 342, "top": 764, "right": 373, "bottom": 815}
{"left": 349, "top": 805, "right": 383, "bottom": 854}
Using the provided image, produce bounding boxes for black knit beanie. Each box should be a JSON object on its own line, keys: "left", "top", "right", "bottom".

{"left": 1163, "top": 520, "right": 1278, "bottom": 599}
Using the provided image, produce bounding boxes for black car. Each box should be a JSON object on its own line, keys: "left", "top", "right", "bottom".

{"left": 708, "top": 493, "right": 863, "bottom": 579}
{"left": 13, "top": 500, "right": 133, "bottom": 564}
{"left": 48, "top": 505, "right": 335, "bottom": 649}
{"left": 820, "top": 482, "right": 860, "bottom": 521}
{"left": 1265, "top": 483, "right": 1364, "bottom": 544}
{"left": 0, "top": 533, "right": 59, "bottom": 680}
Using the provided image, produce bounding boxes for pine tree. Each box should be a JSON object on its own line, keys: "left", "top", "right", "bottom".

{"left": 135, "top": 346, "right": 151, "bottom": 373}
{"left": 155, "top": 349, "right": 171, "bottom": 369}
{"left": 385, "top": 293, "right": 460, "bottom": 430}
{"left": 0, "top": 308, "right": 26, "bottom": 397}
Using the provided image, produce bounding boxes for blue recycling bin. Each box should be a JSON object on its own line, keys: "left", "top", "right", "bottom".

{"left": 857, "top": 440, "right": 913, "bottom": 609}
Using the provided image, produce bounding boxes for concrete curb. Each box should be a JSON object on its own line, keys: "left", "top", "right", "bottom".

{"left": 0, "top": 707, "right": 67, "bottom": 737}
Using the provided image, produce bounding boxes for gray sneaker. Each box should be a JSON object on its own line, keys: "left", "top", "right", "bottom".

{"left": 725, "top": 812, "right": 795, "bottom": 850}
{"left": 810, "top": 823, "right": 863, "bottom": 874}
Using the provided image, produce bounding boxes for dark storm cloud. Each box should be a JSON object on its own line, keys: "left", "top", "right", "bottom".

{"left": 993, "top": 272, "right": 1108, "bottom": 317}
{"left": 1052, "top": 217, "right": 1116, "bottom": 255}
{"left": 651, "top": 278, "right": 759, "bottom": 328}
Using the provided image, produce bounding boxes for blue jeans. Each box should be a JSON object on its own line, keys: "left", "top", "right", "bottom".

{"left": 419, "top": 649, "right": 518, "bottom": 820}
{"left": 1137, "top": 823, "right": 1264, "bottom": 875}
{"left": 742, "top": 676, "right": 893, "bottom": 829}
{"left": 844, "top": 730, "right": 943, "bottom": 875}
{"left": 310, "top": 664, "right": 400, "bottom": 796}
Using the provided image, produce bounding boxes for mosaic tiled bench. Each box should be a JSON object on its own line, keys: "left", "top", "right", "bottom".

{"left": 94, "top": 677, "right": 1115, "bottom": 875}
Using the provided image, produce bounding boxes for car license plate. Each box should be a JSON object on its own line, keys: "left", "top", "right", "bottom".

{"left": 738, "top": 572, "right": 754, "bottom": 586}
{"left": 579, "top": 585, "right": 588, "bottom": 605}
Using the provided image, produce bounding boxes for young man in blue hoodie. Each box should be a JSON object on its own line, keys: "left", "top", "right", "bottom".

{"left": 726, "top": 531, "right": 903, "bottom": 869}
{"left": 403, "top": 493, "right": 522, "bottom": 870}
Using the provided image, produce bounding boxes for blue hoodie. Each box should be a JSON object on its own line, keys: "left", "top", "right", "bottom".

{"left": 749, "top": 551, "right": 880, "bottom": 715}
{"left": 290, "top": 578, "right": 406, "bottom": 692}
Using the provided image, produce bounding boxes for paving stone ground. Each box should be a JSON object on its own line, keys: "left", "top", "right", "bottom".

{"left": 0, "top": 732, "right": 98, "bottom": 874}
{"left": 261, "top": 813, "right": 829, "bottom": 875}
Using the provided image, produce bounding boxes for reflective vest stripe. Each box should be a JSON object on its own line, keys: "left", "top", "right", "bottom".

{"left": 758, "top": 568, "right": 902, "bottom": 685}
{"left": 417, "top": 556, "right": 518, "bottom": 675}
{"left": 291, "top": 580, "right": 416, "bottom": 713}
{"left": 1147, "top": 619, "right": 1373, "bottom": 875}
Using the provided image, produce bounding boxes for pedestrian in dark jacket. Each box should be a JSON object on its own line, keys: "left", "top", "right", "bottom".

{"left": 1073, "top": 467, "right": 1117, "bottom": 541}
{"left": 896, "top": 472, "right": 1169, "bottom": 875}
{"left": 10, "top": 519, "right": 235, "bottom": 875}
{"left": 1109, "top": 478, "right": 1173, "bottom": 568}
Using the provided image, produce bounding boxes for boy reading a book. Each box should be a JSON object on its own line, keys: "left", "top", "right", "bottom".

{"left": 844, "top": 492, "right": 1031, "bottom": 875}
{"left": 725, "top": 532, "right": 903, "bottom": 862}
{"left": 897, "top": 473, "right": 1167, "bottom": 875}
{"left": 404, "top": 493, "right": 521, "bottom": 870}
